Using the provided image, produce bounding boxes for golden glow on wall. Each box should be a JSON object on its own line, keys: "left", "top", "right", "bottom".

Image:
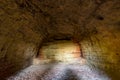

{"left": 38, "top": 41, "right": 82, "bottom": 62}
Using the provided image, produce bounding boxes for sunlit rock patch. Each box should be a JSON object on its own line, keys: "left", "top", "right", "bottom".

{"left": 37, "top": 41, "right": 82, "bottom": 63}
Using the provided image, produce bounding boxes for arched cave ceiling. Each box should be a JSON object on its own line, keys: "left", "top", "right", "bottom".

{"left": 0, "top": 0, "right": 120, "bottom": 80}
{"left": 0, "top": 0, "right": 120, "bottom": 40}
{"left": 15, "top": 0, "right": 120, "bottom": 40}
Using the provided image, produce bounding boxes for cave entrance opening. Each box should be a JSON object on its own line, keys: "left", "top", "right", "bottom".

{"left": 33, "top": 40, "right": 85, "bottom": 64}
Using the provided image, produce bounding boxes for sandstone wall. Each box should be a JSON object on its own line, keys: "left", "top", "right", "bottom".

{"left": 0, "top": 0, "right": 47, "bottom": 79}
{"left": 0, "top": 0, "right": 120, "bottom": 80}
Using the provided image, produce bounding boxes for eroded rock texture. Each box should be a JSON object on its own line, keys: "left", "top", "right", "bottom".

{"left": 0, "top": 0, "right": 120, "bottom": 80}
{"left": 0, "top": 0, "right": 47, "bottom": 79}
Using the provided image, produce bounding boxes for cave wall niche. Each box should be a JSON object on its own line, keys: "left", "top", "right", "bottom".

{"left": 33, "top": 40, "right": 84, "bottom": 64}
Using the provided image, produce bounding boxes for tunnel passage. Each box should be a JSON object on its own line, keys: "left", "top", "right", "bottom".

{"left": 8, "top": 40, "right": 110, "bottom": 80}
{"left": 33, "top": 40, "right": 85, "bottom": 64}
{"left": 0, "top": 0, "right": 120, "bottom": 80}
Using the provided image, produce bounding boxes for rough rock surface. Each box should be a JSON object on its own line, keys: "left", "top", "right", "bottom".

{"left": 0, "top": 0, "right": 120, "bottom": 80}
{"left": 8, "top": 63, "right": 110, "bottom": 80}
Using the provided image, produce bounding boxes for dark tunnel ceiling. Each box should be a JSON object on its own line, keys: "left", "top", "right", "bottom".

{"left": 14, "top": 0, "right": 120, "bottom": 41}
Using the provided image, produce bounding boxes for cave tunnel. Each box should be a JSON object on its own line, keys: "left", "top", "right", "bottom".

{"left": 34, "top": 40, "right": 83, "bottom": 63}
{"left": 0, "top": 0, "right": 120, "bottom": 80}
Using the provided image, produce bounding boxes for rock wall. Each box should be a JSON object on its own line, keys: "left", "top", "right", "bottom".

{"left": 80, "top": 1, "right": 120, "bottom": 79}
{"left": 81, "top": 21, "right": 120, "bottom": 80}
{"left": 0, "top": 0, "right": 120, "bottom": 80}
{"left": 0, "top": 0, "right": 48, "bottom": 79}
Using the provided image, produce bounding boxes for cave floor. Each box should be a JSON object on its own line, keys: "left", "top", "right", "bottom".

{"left": 7, "top": 61, "right": 110, "bottom": 80}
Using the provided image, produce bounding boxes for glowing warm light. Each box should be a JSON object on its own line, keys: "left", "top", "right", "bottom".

{"left": 55, "top": 52, "right": 73, "bottom": 62}
{"left": 36, "top": 41, "right": 84, "bottom": 63}
{"left": 33, "top": 58, "right": 50, "bottom": 65}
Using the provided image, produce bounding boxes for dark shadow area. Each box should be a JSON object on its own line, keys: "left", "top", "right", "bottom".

{"left": 62, "top": 69, "right": 79, "bottom": 80}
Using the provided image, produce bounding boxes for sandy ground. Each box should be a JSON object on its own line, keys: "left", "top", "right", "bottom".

{"left": 7, "top": 61, "right": 111, "bottom": 80}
